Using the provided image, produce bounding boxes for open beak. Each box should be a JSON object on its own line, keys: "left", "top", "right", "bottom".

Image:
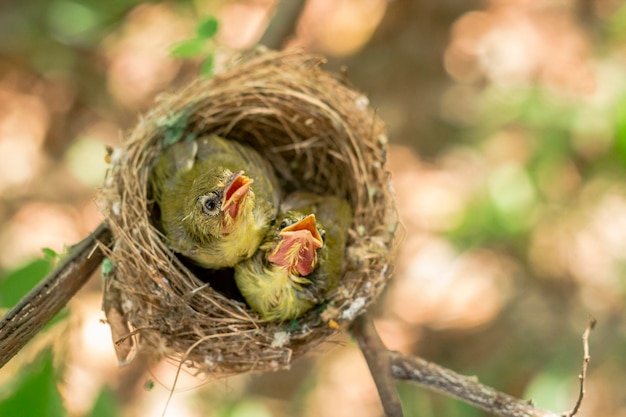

{"left": 268, "top": 214, "right": 324, "bottom": 276}
{"left": 221, "top": 171, "right": 253, "bottom": 223}
{"left": 281, "top": 215, "right": 324, "bottom": 247}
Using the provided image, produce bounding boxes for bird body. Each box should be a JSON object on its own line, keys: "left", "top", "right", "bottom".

{"left": 234, "top": 192, "right": 353, "bottom": 321}
{"left": 151, "top": 134, "right": 280, "bottom": 269}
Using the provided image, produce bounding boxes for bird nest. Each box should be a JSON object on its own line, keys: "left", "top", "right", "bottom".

{"left": 98, "top": 49, "right": 397, "bottom": 376}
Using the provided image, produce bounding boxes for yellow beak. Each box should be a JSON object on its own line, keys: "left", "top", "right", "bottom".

{"left": 268, "top": 214, "right": 324, "bottom": 276}
{"left": 222, "top": 171, "right": 253, "bottom": 223}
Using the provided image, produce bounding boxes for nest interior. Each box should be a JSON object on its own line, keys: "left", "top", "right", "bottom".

{"left": 99, "top": 49, "right": 398, "bottom": 376}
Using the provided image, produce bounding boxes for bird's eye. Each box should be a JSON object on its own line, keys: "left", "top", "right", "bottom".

{"left": 320, "top": 230, "right": 326, "bottom": 242}
{"left": 200, "top": 193, "right": 221, "bottom": 216}
{"left": 279, "top": 219, "right": 291, "bottom": 229}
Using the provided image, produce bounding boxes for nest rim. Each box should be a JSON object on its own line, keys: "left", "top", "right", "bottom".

{"left": 99, "top": 49, "right": 397, "bottom": 377}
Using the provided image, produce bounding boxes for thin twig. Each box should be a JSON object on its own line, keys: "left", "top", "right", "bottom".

{"left": 350, "top": 313, "right": 404, "bottom": 417}
{"left": 258, "top": 0, "right": 308, "bottom": 50}
{"left": 566, "top": 317, "right": 596, "bottom": 417}
{"left": 0, "top": 222, "right": 113, "bottom": 369}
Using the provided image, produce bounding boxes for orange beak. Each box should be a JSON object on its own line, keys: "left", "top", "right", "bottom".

{"left": 268, "top": 214, "right": 324, "bottom": 276}
{"left": 221, "top": 171, "right": 253, "bottom": 225}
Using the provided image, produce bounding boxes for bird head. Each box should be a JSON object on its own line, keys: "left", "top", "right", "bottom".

{"left": 268, "top": 213, "right": 325, "bottom": 276}
{"left": 184, "top": 168, "right": 255, "bottom": 239}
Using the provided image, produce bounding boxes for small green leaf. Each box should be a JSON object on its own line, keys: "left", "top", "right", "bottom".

{"left": 41, "top": 247, "right": 58, "bottom": 261}
{"left": 170, "top": 38, "right": 206, "bottom": 58}
{"left": 0, "top": 347, "right": 65, "bottom": 417}
{"left": 200, "top": 54, "right": 215, "bottom": 76}
{"left": 196, "top": 17, "right": 219, "bottom": 39}
{"left": 101, "top": 258, "right": 114, "bottom": 277}
{"left": 144, "top": 380, "right": 155, "bottom": 391}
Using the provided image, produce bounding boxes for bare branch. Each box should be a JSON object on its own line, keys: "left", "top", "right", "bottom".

{"left": 390, "top": 352, "right": 562, "bottom": 417}
{"left": 0, "top": 222, "right": 113, "bottom": 369}
{"left": 259, "top": 0, "right": 308, "bottom": 50}
{"left": 350, "top": 313, "right": 404, "bottom": 417}
{"left": 566, "top": 317, "right": 596, "bottom": 417}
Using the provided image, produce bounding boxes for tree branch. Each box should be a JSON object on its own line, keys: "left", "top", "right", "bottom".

{"left": 350, "top": 313, "right": 404, "bottom": 417}
{"left": 0, "top": 222, "right": 113, "bottom": 369}
{"left": 258, "top": 0, "right": 308, "bottom": 50}
{"left": 390, "top": 352, "right": 561, "bottom": 417}
{"left": 351, "top": 313, "right": 594, "bottom": 417}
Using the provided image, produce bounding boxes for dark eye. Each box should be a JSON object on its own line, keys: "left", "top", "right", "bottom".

{"left": 320, "top": 230, "right": 326, "bottom": 242}
{"left": 200, "top": 193, "right": 221, "bottom": 216}
{"left": 279, "top": 219, "right": 291, "bottom": 229}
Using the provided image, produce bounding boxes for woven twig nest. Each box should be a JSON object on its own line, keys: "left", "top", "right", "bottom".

{"left": 99, "top": 49, "right": 397, "bottom": 376}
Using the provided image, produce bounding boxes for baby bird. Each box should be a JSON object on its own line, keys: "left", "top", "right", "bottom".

{"left": 151, "top": 134, "right": 280, "bottom": 269}
{"left": 234, "top": 192, "right": 353, "bottom": 321}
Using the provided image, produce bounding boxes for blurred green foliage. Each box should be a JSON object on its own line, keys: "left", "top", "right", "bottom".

{"left": 0, "top": 258, "right": 52, "bottom": 309}
{"left": 87, "top": 387, "right": 120, "bottom": 417}
{"left": 0, "top": 348, "right": 65, "bottom": 417}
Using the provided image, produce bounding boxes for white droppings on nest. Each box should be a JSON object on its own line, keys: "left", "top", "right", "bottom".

{"left": 122, "top": 299, "right": 133, "bottom": 313}
{"left": 104, "top": 175, "right": 114, "bottom": 188}
{"left": 379, "top": 264, "right": 389, "bottom": 280}
{"left": 111, "top": 201, "right": 121, "bottom": 216}
{"left": 109, "top": 147, "right": 126, "bottom": 165}
{"left": 371, "top": 236, "right": 389, "bottom": 254}
{"left": 355, "top": 95, "right": 370, "bottom": 111}
{"left": 204, "top": 356, "right": 215, "bottom": 369}
{"left": 271, "top": 331, "right": 291, "bottom": 348}
{"left": 341, "top": 297, "right": 366, "bottom": 320}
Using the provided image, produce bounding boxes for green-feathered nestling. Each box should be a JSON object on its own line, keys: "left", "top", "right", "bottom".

{"left": 234, "top": 192, "right": 353, "bottom": 321}
{"left": 151, "top": 134, "right": 280, "bottom": 269}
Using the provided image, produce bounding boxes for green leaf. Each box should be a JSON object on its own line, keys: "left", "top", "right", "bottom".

{"left": 196, "top": 17, "right": 219, "bottom": 39}
{"left": 101, "top": 258, "right": 114, "bottom": 277}
{"left": 170, "top": 38, "right": 206, "bottom": 58}
{"left": 0, "top": 347, "right": 65, "bottom": 417}
{"left": 41, "top": 247, "right": 59, "bottom": 261}
{"left": 87, "top": 387, "right": 118, "bottom": 417}
{"left": 0, "top": 259, "right": 52, "bottom": 309}
{"left": 200, "top": 54, "right": 215, "bottom": 76}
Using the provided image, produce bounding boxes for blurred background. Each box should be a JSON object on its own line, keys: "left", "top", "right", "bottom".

{"left": 1, "top": 0, "right": 625, "bottom": 416}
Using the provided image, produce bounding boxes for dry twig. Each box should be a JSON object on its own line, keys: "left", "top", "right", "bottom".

{"left": 0, "top": 222, "right": 113, "bottom": 369}
{"left": 566, "top": 317, "right": 596, "bottom": 417}
{"left": 352, "top": 314, "right": 595, "bottom": 417}
{"left": 390, "top": 352, "right": 561, "bottom": 417}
